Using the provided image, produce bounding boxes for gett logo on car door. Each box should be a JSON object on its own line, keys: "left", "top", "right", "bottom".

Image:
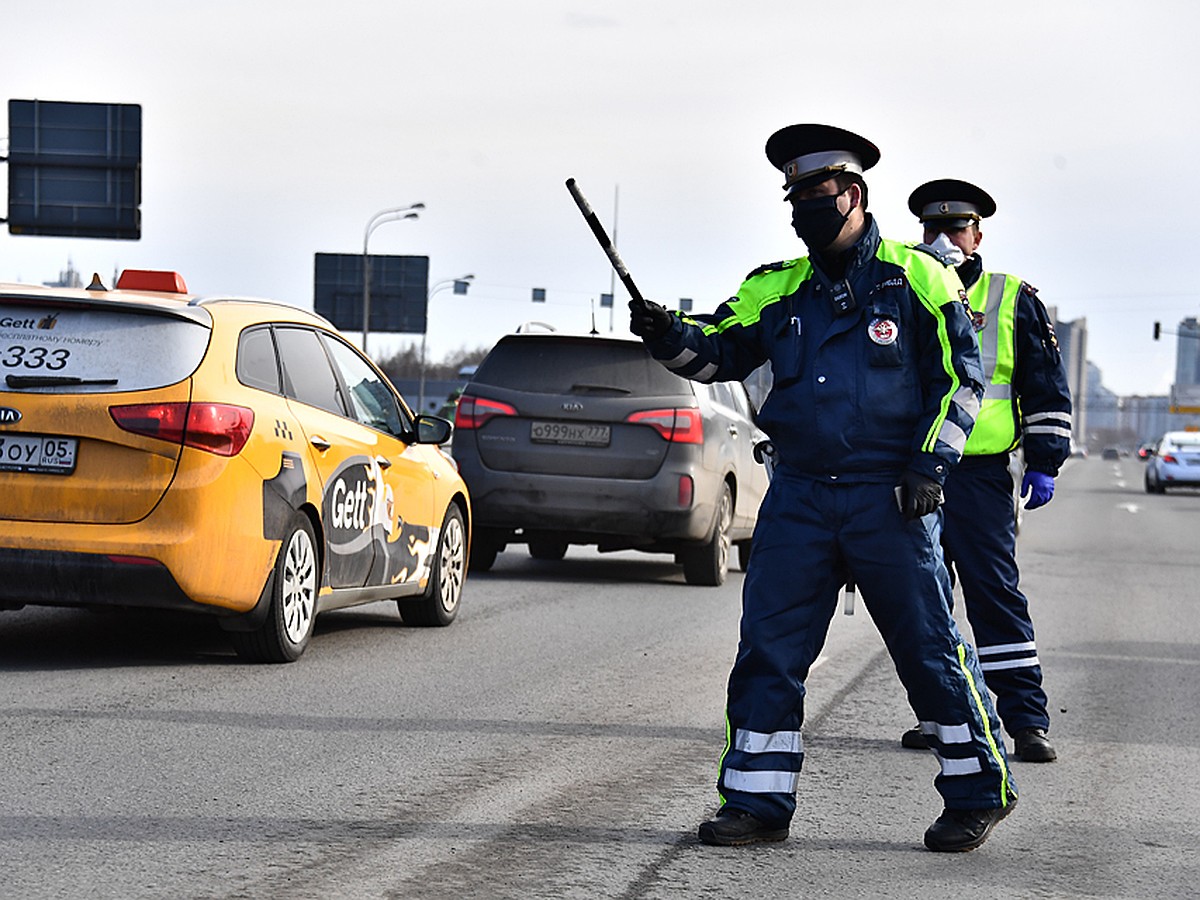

{"left": 322, "top": 456, "right": 435, "bottom": 590}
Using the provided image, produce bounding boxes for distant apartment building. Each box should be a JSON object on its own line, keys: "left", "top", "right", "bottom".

{"left": 1175, "top": 316, "right": 1200, "bottom": 387}
{"left": 1050, "top": 309, "right": 1088, "bottom": 450}
{"left": 1167, "top": 316, "right": 1200, "bottom": 431}
{"left": 1124, "top": 395, "right": 1172, "bottom": 444}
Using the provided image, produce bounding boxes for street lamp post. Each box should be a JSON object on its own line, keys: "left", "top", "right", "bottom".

{"left": 362, "top": 203, "right": 425, "bottom": 355}
{"left": 418, "top": 274, "right": 475, "bottom": 414}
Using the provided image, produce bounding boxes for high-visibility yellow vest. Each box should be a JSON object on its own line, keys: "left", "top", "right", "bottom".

{"left": 964, "top": 272, "right": 1021, "bottom": 455}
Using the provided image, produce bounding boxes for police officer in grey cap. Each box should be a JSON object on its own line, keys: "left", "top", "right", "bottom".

{"left": 630, "top": 126, "right": 1017, "bottom": 852}
{"left": 903, "top": 179, "right": 1073, "bottom": 763}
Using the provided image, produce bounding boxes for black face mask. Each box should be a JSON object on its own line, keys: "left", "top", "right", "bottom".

{"left": 790, "top": 192, "right": 850, "bottom": 251}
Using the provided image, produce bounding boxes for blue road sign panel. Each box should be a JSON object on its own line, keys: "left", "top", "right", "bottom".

{"left": 7, "top": 100, "right": 142, "bottom": 239}
{"left": 314, "top": 253, "right": 430, "bottom": 333}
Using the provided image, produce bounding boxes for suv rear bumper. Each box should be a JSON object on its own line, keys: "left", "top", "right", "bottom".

{"left": 465, "top": 468, "right": 720, "bottom": 544}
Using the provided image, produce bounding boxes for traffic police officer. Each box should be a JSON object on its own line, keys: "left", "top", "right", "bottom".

{"left": 903, "top": 179, "right": 1073, "bottom": 762}
{"left": 629, "top": 125, "right": 1016, "bottom": 852}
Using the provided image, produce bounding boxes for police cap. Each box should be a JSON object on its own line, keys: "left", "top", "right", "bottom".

{"left": 908, "top": 179, "right": 997, "bottom": 229}
{"left": 765, "top": 124, "right": 881, "bottom": 198}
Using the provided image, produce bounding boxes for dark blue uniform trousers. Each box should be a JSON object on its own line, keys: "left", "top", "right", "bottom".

{"left": 717, "top": 471, "right": 1013, "bottom": 827}
{"left": 942, "top": 456, "right": 1048, "bottom": 735}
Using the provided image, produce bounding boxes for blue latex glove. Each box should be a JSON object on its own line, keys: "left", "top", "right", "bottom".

{"left": 1021, "top": 470, "right": 1055, "bottom": 510}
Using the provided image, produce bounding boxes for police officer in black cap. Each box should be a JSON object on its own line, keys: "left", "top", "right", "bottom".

{"left": 902, "top": 179, "right": 1073, "bottom": 763}
{"left": 630, "top": 126, "right": 1017, "bottom": 852}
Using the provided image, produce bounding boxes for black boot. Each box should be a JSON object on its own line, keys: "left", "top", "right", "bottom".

{"left": 924, "top": 791, "right": 1017, "bottom": 852}
{"left": 1013, "top": 727, "right": 1057, "bottom": 762}
{"left": 698, "top": 809, "right": 789, "bottom": 846}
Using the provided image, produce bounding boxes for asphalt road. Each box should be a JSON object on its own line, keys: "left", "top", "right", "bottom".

{"left": 1, "top": 454, "right": 1197, "bottom": 899}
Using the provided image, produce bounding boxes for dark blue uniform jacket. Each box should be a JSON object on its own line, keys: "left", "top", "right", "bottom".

{"left": 646, "top": 216, "right": 985, "bottom": 485}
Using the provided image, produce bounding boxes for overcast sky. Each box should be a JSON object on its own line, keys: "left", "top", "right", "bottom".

{"left": 2, "top": 0, "right": 1197, "bottom": 396}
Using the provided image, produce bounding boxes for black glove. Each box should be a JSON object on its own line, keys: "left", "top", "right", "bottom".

{"left": 897, "top": 469, "right": 942, "bottom": 521}
{"left": 628, "top": 297, "right": 673, "bottom": 340}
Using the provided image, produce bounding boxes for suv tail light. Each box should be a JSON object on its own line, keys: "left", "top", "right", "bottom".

{"left": 110, "top": 402, "right": 254, "bottom": 457}
{"left": 454, "top": 395, "right": 517, "bottom": 430}
{"left": 626, "top": 408, "right": 703, "bottom": 443}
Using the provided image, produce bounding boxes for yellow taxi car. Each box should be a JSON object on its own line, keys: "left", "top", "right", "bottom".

{"left": 0, "top": 269, "right": 471, "bottom": 662}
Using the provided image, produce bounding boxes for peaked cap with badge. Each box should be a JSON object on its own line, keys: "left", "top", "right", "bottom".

{"left": 908, "top": 179, "right": 997, "bottom": 229}
{"left": 765, "top": 124, "right": 881, "bottom": 198}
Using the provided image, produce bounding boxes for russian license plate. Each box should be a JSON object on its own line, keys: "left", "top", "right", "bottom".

{"left": 530, "top": 421, "right": 611, "bottom": 447}
{"left": 0, "top": 433, "right": 78, "bottom": 474}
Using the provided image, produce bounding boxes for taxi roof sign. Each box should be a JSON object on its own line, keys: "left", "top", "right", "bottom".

{"left": 116, "top": 269, "right": 188, "bottom": 293}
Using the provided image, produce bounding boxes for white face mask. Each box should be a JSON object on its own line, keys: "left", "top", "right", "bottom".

{"left": 922, "top": 231, "right": 966, "bottom": 267}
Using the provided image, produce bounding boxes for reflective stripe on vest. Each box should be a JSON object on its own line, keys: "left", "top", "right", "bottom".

{"left": 964, "top": 272, "right": 1021, "bottom": 455}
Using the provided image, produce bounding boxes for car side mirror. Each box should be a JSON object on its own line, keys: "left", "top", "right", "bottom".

{"left": 414, "top": 414, "right": 453, "bottom": 445}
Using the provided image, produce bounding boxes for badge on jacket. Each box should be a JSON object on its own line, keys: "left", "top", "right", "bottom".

{"left": 868, "top": 317, "right": 898, "bottom": 345}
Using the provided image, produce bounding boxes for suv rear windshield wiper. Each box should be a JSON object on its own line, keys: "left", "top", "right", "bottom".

{"left": 5, "top": 375, "right": 119, "bottom": 388}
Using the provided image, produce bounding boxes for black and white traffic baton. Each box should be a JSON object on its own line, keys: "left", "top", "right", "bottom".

{"left": 565, "top": 177, "right": 650, "bottom": 309}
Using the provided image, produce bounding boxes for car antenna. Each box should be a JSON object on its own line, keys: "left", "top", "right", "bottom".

{"left": 589, "top": 297, "right": 599, "bottom": 335}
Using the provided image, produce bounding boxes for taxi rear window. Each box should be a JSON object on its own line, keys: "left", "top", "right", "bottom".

{"left": 0, "top": 302, "right": 211, "bottom": 393}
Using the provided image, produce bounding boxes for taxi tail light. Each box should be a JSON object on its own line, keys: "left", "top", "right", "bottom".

{"left": 454, "top": 395, "right": 517, "bottom": 430}
{"left": 110, "top": 402, "right": 254, "bottom": 457}
{"left": 626, "top": 408, "right": 703, "bottom": 443}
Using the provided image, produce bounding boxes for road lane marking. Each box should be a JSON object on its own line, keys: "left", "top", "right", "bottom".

{"left": 1053, "top": 651, "right": 1199, "bottom": 666}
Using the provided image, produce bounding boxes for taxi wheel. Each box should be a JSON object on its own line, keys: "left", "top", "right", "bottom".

{"left": 1145, "top": 470, "right": 1165, "bottom": 494}
{"left": 399, "top": 505, "right": 465, "bottom": 627}
{"left": 682, "top": 482, "right": 733, "bottom": 587}
{"left": 231, "top": 514, "right": 319, "bottom": 663}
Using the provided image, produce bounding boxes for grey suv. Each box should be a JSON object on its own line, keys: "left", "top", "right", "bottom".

{"left": 452, "top": 332, "right": 769, "bottom": 585}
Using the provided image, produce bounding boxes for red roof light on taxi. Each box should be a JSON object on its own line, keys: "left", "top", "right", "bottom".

{"left": 115, "top": 269, "right": 189, "bottom": 293}
{"left": 110, "top": 402, "right": 254, "bottom": 457}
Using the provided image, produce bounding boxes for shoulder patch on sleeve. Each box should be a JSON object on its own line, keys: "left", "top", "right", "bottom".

{"left": 745, "top": 259, "right": 793, "bottom": 280}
